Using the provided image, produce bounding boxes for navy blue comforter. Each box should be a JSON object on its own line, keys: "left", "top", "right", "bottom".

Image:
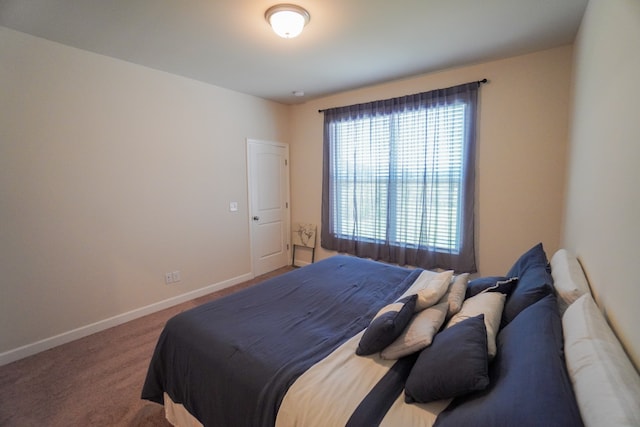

{"left": 141, "top": 255, "right": 420, "bottom": 427}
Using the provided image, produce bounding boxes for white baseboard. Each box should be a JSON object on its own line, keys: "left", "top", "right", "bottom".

{"left": 0, "top": 272, "right": 254, "bottom": 367}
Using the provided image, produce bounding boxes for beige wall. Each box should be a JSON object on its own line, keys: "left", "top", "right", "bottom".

{"left": 563, "top": 0, "right": 640, "bottom": 368}
{"left": 290, "top": 46, "right": 573, "bottom": 276}
{"left": 0, "top": 27, "right": 290, "bottom": 357}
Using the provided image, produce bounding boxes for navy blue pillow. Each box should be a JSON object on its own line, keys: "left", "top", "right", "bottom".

{"left": 405, "top": 315, "right": 489, "bottom": 404}
{"left": 502, "top": 243, "right": 554, "bottom": 326}
{"left": 356, "top": 294, "right": 417, "bottom": 356}
{"left": 506, "top": 242, "right": 551, "bottom": 277}
{"left": 466, "top": 276, "right": 518, "bottom": 299}
{"left": 507, "top": 243, "right": 548, "bottom": 277}
{"left": 434, "top": 294, "right": 584, "bottom": 427}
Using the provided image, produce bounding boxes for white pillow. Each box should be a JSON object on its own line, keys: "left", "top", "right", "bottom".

{"left": 441, "top": 273, "right": 469, "bottom": 319}
{"left": 551, "top": 249, "right": 591, "bottom": 315}
{"left": 563, "top": 294, "right": 640, "bottom": 427}
{"left": 445, "top": 292, "right": 505, "bottom": 359}
{"left": 401, "top": 269, "right": 437, "bottom": 297}
{"left": 414, "top": 270, "right": 454, "bottom": 311}
{"left": 380, "top": 302, "right": 448, "bottom": 360}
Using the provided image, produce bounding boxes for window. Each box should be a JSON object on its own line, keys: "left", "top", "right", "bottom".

{"left": 321, "top": 82, "right": 480, "bottom": 272}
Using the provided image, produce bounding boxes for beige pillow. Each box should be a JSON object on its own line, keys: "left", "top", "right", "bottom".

{"left": 563, "top": 294, "right": 640, "bottom": 427}
{"left": 441, "top": 273, "right": 469, "bottom": 319}
{"left": 445, "top": 292, "right": 505, "bottom": 359}
{"left": 401, "top": 269, "right": 438, "bottom": 297}
{"left": 380, "top": 302, "right": 448, "bottom": 360}
{"left": 414, "top": 270, "right": 454, "bottom": 311}
{"left": 551, "top": 249, "right": 591, "bottom": 315}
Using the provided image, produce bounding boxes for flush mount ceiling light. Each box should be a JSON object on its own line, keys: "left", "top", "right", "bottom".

{"left": 265, "top": 4, "right": 310, "bottom": 39}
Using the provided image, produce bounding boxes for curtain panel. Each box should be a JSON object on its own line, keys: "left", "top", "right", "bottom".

{"left": 321, "top": 82, "right": 480, "bottom": 272}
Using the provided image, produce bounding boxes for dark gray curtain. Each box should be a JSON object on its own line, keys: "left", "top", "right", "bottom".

{"left": 321, "top": 82, "right": 479, "bottom": 272}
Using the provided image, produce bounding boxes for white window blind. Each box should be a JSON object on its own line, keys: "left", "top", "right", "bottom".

{"left": 329, "top": 103, "right": 467, "bottom": 253}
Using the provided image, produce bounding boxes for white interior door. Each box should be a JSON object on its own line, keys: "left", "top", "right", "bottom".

{"left": 247, "top": 139, "right": 290, "bottom": 276}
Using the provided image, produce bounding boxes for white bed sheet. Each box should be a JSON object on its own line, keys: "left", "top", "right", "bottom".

{"left": 276, "top": 330, "right": 450, "bottom": 427}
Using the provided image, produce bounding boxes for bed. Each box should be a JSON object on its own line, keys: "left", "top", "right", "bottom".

{"left": 141, "top": 245, "right": 640, "bottom": 427}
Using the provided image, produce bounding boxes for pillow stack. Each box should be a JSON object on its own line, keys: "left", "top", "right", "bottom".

{"left": 357, "top": 269, "right": 507, "bottom": 404}
{"left": 417, "top": 244, "right": 588, "bottom": 425}
{"left": 403, "top": 283, "right": 509, "bottom": 404}
{"left": 357, "top": 270, "right": 460, "bottom": 359}
{"left": 357, "top": 243, "right": 570, "bottom": 407}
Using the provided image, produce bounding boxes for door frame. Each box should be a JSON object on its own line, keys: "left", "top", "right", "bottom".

{"left": 246, "top": 138, "right": 291, "bottom": 277}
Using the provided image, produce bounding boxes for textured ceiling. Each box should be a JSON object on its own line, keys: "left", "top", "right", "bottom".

{"left": 0, "top": 0, "right": 588, "bottom": 104}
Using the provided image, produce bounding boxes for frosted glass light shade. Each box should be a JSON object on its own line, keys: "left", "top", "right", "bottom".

{"left": 265, "top": 4, "right": 310, "bottom": 39}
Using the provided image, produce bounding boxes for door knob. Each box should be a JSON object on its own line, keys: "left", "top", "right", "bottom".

{"left": 253, "top": 216, "right": 260, "bottom": 221}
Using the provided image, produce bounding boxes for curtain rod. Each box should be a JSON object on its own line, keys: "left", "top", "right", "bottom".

{"left": 317, "top": 78, "right": 488, "bottom": 113}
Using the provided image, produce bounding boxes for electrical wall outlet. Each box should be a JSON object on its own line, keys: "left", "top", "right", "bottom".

{"left": 165, "top": 270, "right": 181, "bottom": 285}
{"left": 172, "top": 270, "right": 181, "bottom": 282}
